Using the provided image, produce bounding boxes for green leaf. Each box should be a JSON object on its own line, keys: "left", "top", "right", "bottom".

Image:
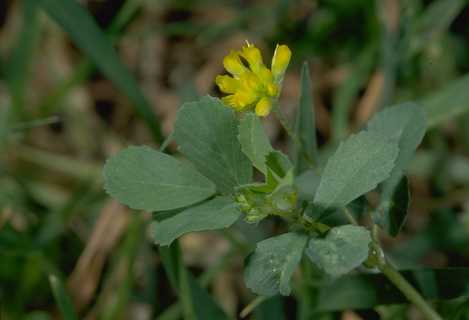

{"left": 421, "top": 73, "right": 469, "bottom": 128}
{"left": 103, "top": 146, "right": 216, "bottom": 211}
{"left": 306, "top": 225, "right": 371, "bottom": 277}
{"left": 38, "top": 0, "right": 162, "bottom": 141}
{"left": 292, "top": 62, "right": 318, "bottom": 173}
{"left": 152, "top": 197, "right": 241, "bottom": 246}
{"left": 367, "top": 103, "right": 426, "bottom": 178}
{"left": 240, "top": 169, "right": 278, "bottom": 194}
{"left": 366, "top": 103, "right": 426, "bottom": 234}
{"left": 244, "top": 232, "right": 308, "bottom": 296}
{"left": 375, "top": 176, "right": 410, "bottom": 237}
{"left": 313, "top": 129, "right": 398, "bottom": 212}
{"left": 295, "top": 169, "right": 320, "bottom": 201}
{"left": 237, "top": 151, "right": 292, "bottom": 196}
{"left": 238, "top": 113, "right": 273, "bottom": 174}
{"left": 174, "top": 96, "right": 252, "bottom": 194}
{"left": 266, "top": 151, "right": 293, "bottom": 179}
{"left": 49, "top": 275, "right": 79, "bottom": 320}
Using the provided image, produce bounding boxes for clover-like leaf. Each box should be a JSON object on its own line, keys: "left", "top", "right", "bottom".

{"left": 313, "top": 129, "right": 399, "bottom": 213}
{"left": 245, "top": 232, "right": 308, "bottom": 296}
{"left": 152, "top": 197, "right": 241, "bottom": 246}
{"left": 295, "top": 169, "right": 320, "bottom": 201}
{"left": 367, "top": 103, "right": 426, "bottom": 235}
{"left": 174, "top": 96, "right": 252, "bottom": 194}
{"left": 238, "top": 113, "right": 273, "bottom": 174}
{"left": 103, "top": 146, "right": 216, "bottom": 211}
{"left": 306, "top": 225, "right": 372, "bottom": 277}
{"left": 375, "top": 176, "right": 410, "bottom": 236}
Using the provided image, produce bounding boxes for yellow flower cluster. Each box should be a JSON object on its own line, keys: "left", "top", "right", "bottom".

{"left": 216, "top": 43, "right": 291, "bottom": 117}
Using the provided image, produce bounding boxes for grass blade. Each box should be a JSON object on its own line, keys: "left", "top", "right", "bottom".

{"left": 37, "top": 0, "right": 141, "bottom": 116}
{"left": 421, "top": 74, "right": 469, "bottom": 128}
{"left": 159, "top": 243, "right": 230, "bottom": 320}
{"left": 331, "top": 46, "right": 376, "bottom": 142}
{"left": 6, "top": 0, "right": 41, "bottom": 120}
{"left": 49, "top": 275, "right": 79, "bottom": 320}
{"left": 292, "top": 62, "right": 318, "bottom": 173}
{"left": 38, "top": 0, "right": 162, "bottom": 141}
{"left": 406, "top": 0, "right": 464, "bottom": 56}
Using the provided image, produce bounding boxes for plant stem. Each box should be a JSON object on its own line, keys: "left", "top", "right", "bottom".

{"left": 240, "top": 296, "right": 267, "bottom": 318}
{"left": 343, "top": 207, "right": 358, "bottom": 225}
{"left": 377, "top": 261, "right": 442, "bottom": 320}
{"left": 371, "top": 224, "right": 442, "bottom": 320}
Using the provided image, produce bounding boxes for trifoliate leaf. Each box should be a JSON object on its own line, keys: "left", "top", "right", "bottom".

{"left": 152, "top": 197, "right": 241, "bottom": 246}
{"left": 313, "top": 129, "right": 398, "bottom": 213}
{"left": 367, "top": 103, "right": 426, "bottom": 235}
{"left": 367, "top": 103, "right": 426, "bottom": 177}
{"left": 295, "top": 169, "right": 320, "bottom": 201}
{"left": 103, "top": 146, "right": 216, "bottom": 211}
{"left": 174, "top": 96, "right": 252, "bottom": 194}
{"left": 245, "top": 232, "right": 308, "bottom": 296}
{"left": 306, "top": 225, "right": 371, "bottom": 277}
{"left": 375, "top": 176, "right": 410, "bottom": 236}
{"left": 238, "top": 113, "right": 273, "bottom": 174}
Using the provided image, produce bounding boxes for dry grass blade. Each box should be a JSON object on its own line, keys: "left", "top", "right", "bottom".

{"left": 68, "top": 200, "right": 130, "bottom": 311}
{"left": 355, "top": 71, "right": 385, "bottom": 127}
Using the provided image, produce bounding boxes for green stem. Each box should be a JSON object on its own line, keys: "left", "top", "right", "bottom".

{"left": 371, "top": 224, "right": 442, "bottom": 320}
{"left": 378, "top": 262, "right": 442, "bottom": 320}
{"left": 343, "top": 207, "right": 358, "bottom": 225}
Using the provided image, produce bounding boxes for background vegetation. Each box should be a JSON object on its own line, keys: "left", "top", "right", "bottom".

{"left": 1, "top": 0, "right": 469, "bottom": 319}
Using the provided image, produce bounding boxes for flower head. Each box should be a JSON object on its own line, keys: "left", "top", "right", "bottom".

{"left": 216, "top": 42, "right": 291, "bottom": 117}
{"left": 271, "top": 44, "right": 292, "bottom": 82}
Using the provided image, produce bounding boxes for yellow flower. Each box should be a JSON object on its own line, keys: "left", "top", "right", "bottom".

{"left": 216, "top": 42, "right": 291, "bottom": 117}
{"left": 241, "top": 45, "right": 263, "bottom": 73}
{"left": 255, "top": 97, "right": 272, "bottom": 117}
{"left": 223, "top": 51, "right": 247, "bottom": 76}
{"left": 271, "top": 44, "right": 291, "bottom": 82}
{"left": 215, "top": 75, "right": 239, "bottom": 93}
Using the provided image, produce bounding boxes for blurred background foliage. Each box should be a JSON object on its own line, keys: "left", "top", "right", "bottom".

{"left": 1, "top": 0, "right": 469, "bottom": 319}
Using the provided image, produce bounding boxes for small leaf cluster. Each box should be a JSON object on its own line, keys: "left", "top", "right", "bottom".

{"left": 104, "top": 71, "right": 427, "bottom": 297}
